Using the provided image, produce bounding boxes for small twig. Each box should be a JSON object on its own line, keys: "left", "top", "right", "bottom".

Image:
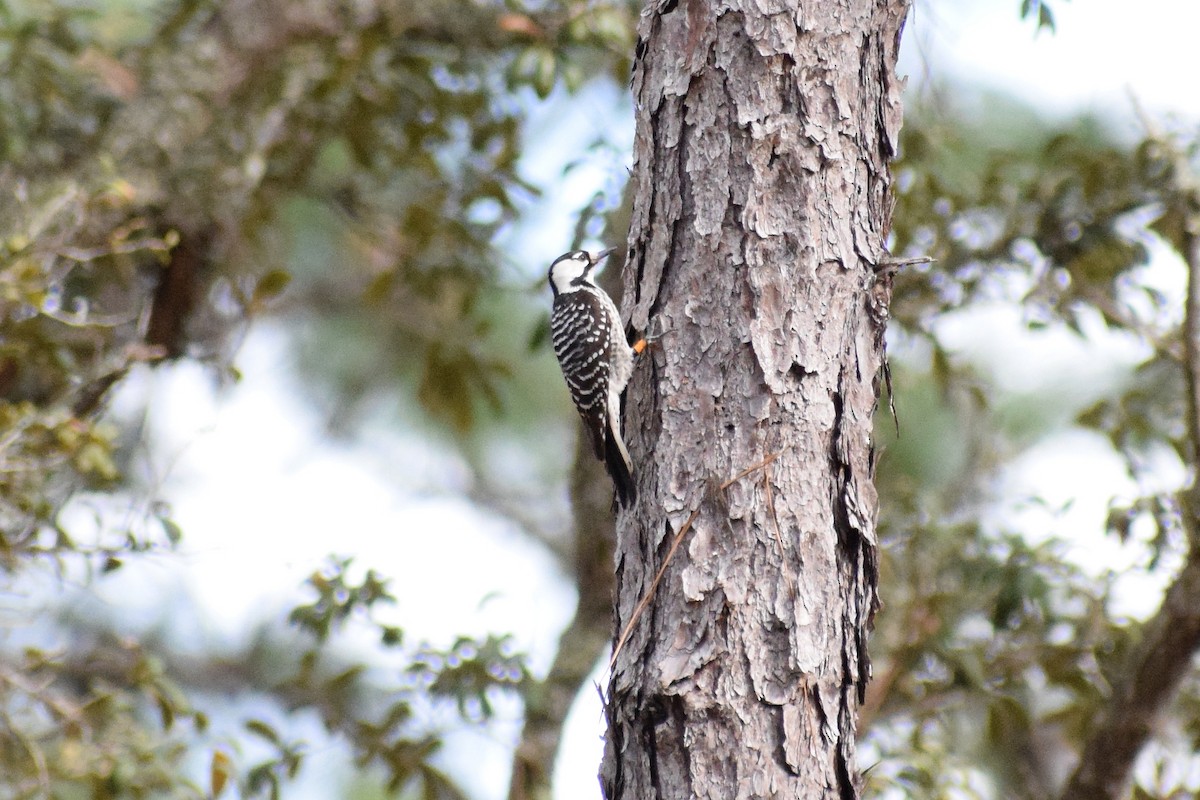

{"left": 761, "top": 459, "right": 796, "bottom": 597}
{"left": 762, "top": 462, "right": 783, "bottom": 553}
{"left": 882, "top": 358, "right": 899, "bottom": 436}
{"left": 0, "top": 663, "right": 76, "bottom": 721}
{"left": 41, "top": 308, "right": 141, "bottom": 329}
{"left": 56, "top": 237, "right": 171, "bottom": 263}
{"left": 608, "top": 504, "right": 703, "bottom": 672}
{"left": 720, "top": 451, "right": 780, "bottom": 491}
{"left": 608, "top": 452, "right": 783, "bottom": 672}
{"left": 873, "top": 255, "right": 934, "bottom": 276}
{"left": 632, "top": 318, "right": 672, "bottom": 355}
{"left": 1127, "top": 88, "right": 1155, "bottom": 137}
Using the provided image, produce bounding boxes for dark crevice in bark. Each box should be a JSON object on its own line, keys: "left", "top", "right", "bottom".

{"left": 649, "top": 216, "right": 684, "bottom": 328}
{"left": 873, "top": 45, "right": 895, "bottom": 162}
{"left": 833, "top": 344, "right": 878, "bottom": 713}
{"left": 835, "top": 740, "right": 856, "bottom": 800}
{"left": 635, "top": 104, "right": 659, "bottom": 308}
{"left": 606, "top": 2, "right": 907, "bottom": 797}
{"left": 601, "top": 689, "right": 625, "bottom": 799}
{"left": 642, "top": 103, "right": 691, "bottom": 329}
{"left": 856, "top": 33, "right": 872, "bottom": 136}
{"left": 643, "top": 695, "right": 666, "bottom": 800}
{"left": 773, "top": 702, "right": 799, "bottom": 777}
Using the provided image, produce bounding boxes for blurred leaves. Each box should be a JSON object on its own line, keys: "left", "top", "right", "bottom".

{"left": 288, "top": 557, "right": 396, "bottom": 645}
{"left": 210, "top": 749, "right": 233, "bottom": 798}
{"left": 0, "top": 0, "right": 631, "bottom": 796}
{"left": 0, "top": 0, "right": 640, "bottom": 560}
{"left": 278, "top": 558, "right": 528, "bottom": 797}
{"left": 867, "top": 91, "right": 1200, "bottom": 799}
{"left": 6, "top": 0, "right": 1200, "bottom": 799}
{"left": 1019, "top": 0, "right": 1057, "bottom": 34}
{"left": 891, "top": 103, "right": 1161, "bottom": 336}
{"left": 0, "top": 638, "right": 205, "bottom": 799}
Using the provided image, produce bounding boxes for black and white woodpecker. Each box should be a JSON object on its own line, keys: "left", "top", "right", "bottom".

{"left": 548, "top": 248, "right": 637, "bottom": 506}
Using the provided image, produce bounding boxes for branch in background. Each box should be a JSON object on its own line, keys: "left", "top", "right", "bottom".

{"left": 1180, "top": 199, "right": 1200, "bottom": 532}
{"left": 507, "top": 438, "right": 614, "bottom": 800}
{"left": 507, "top": 242, "right": 629, "bottom": 800}
{"left": 1059, "top": 128, "right": 1200, "bottom": 800}
{"left": 465, "top": 479, "right": 573, "bottom": 569}
{"left": 143, "top": 225, "right": 212, "bottom": 361}
{"left": 1059, "top": 557, "right": 1200, "bottom": 800}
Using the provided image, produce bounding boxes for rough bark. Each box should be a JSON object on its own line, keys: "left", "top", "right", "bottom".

{"left": 601, "top": 1, "right": 908, "bottom": 798}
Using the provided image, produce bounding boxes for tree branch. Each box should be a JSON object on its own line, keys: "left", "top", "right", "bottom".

{"left": 507, "top": 438, "right": 614, "bottom": 800}
{"left": 1059, "top": 132, "right": 1200, "bottom": 800}
{"left": 507, "top": 236, "right": 635, "bottom": 799}
{"left": 1059, "top": 555, "right": 1200, "bottom": 800}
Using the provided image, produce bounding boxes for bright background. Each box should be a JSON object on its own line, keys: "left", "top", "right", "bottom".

{"left": 9, "top": 1, "right": 1199, "bottom": 797}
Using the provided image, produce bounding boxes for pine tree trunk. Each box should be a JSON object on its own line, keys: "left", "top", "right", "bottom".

{"left": 602, "top": 1, "right": 908, "bottom": 797}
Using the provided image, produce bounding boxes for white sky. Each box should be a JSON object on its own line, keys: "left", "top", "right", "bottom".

{"left": 12, "top": 1, "right": 1200, "bottom": 798}
{"left": 905, "top": 0, "right": 1200, "bottom": 124}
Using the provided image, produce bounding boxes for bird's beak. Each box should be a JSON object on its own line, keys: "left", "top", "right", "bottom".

{"left": 594, "top": 248, "right": 616, "bottom": 264}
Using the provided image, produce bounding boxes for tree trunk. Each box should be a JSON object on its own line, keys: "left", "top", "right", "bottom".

{"left": 602, "top": 1, "right": 908, "bottom": 797}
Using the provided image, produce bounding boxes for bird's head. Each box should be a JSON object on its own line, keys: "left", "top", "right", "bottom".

{"left": 548, "top": 248, "right": 613, "bottom": 295}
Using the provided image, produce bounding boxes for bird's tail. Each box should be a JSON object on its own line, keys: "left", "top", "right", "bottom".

{"left": 604, "top": 405, "right": 636, "bottom": 507}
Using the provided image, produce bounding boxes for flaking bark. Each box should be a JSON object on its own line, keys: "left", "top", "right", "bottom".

{"left": 602, "top": 1, "right": 908, "bottom": 797}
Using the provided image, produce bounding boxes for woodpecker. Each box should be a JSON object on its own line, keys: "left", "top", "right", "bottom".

{"left": 548, "top": 248, "right": 636, "bottom": 506}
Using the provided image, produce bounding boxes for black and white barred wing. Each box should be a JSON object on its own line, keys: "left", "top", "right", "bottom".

{"left": 550, "top": 289, "right": 615, "bottom": 461}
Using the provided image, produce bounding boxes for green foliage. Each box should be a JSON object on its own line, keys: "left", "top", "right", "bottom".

{"left": 0, "top": 638, "right": 206, "bottom": 799}
{"left": 1019, "top": 0, "right": 1057, "bottom": 34}
{"left": 5, "top": 1, "right": 1200, "bottom": 799}
{"left": 253, "top": 558, "right": 528, "bottom": 798}
{"left": 0, "top": 2, "right": 124, "bottom": 171}
{"left": 868, "top": 93, "right": 1200, "bottom": 798}
{"left": 0, "top": 0, "right": 639, "bottom": 557}
{"left": 288, "top": 558, "right": 396, "bottom": 644}
{"left": 1, "top": 556, "right": 529, "bottom": 799}
{"left": 0, "top": 0, "right": 632, "bottom": 796}
{"left": 0, "top": 175, "right": 176, "bottom": 563}
{"left": 892, "top": 102, "right": 1161, "bottom": 334}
